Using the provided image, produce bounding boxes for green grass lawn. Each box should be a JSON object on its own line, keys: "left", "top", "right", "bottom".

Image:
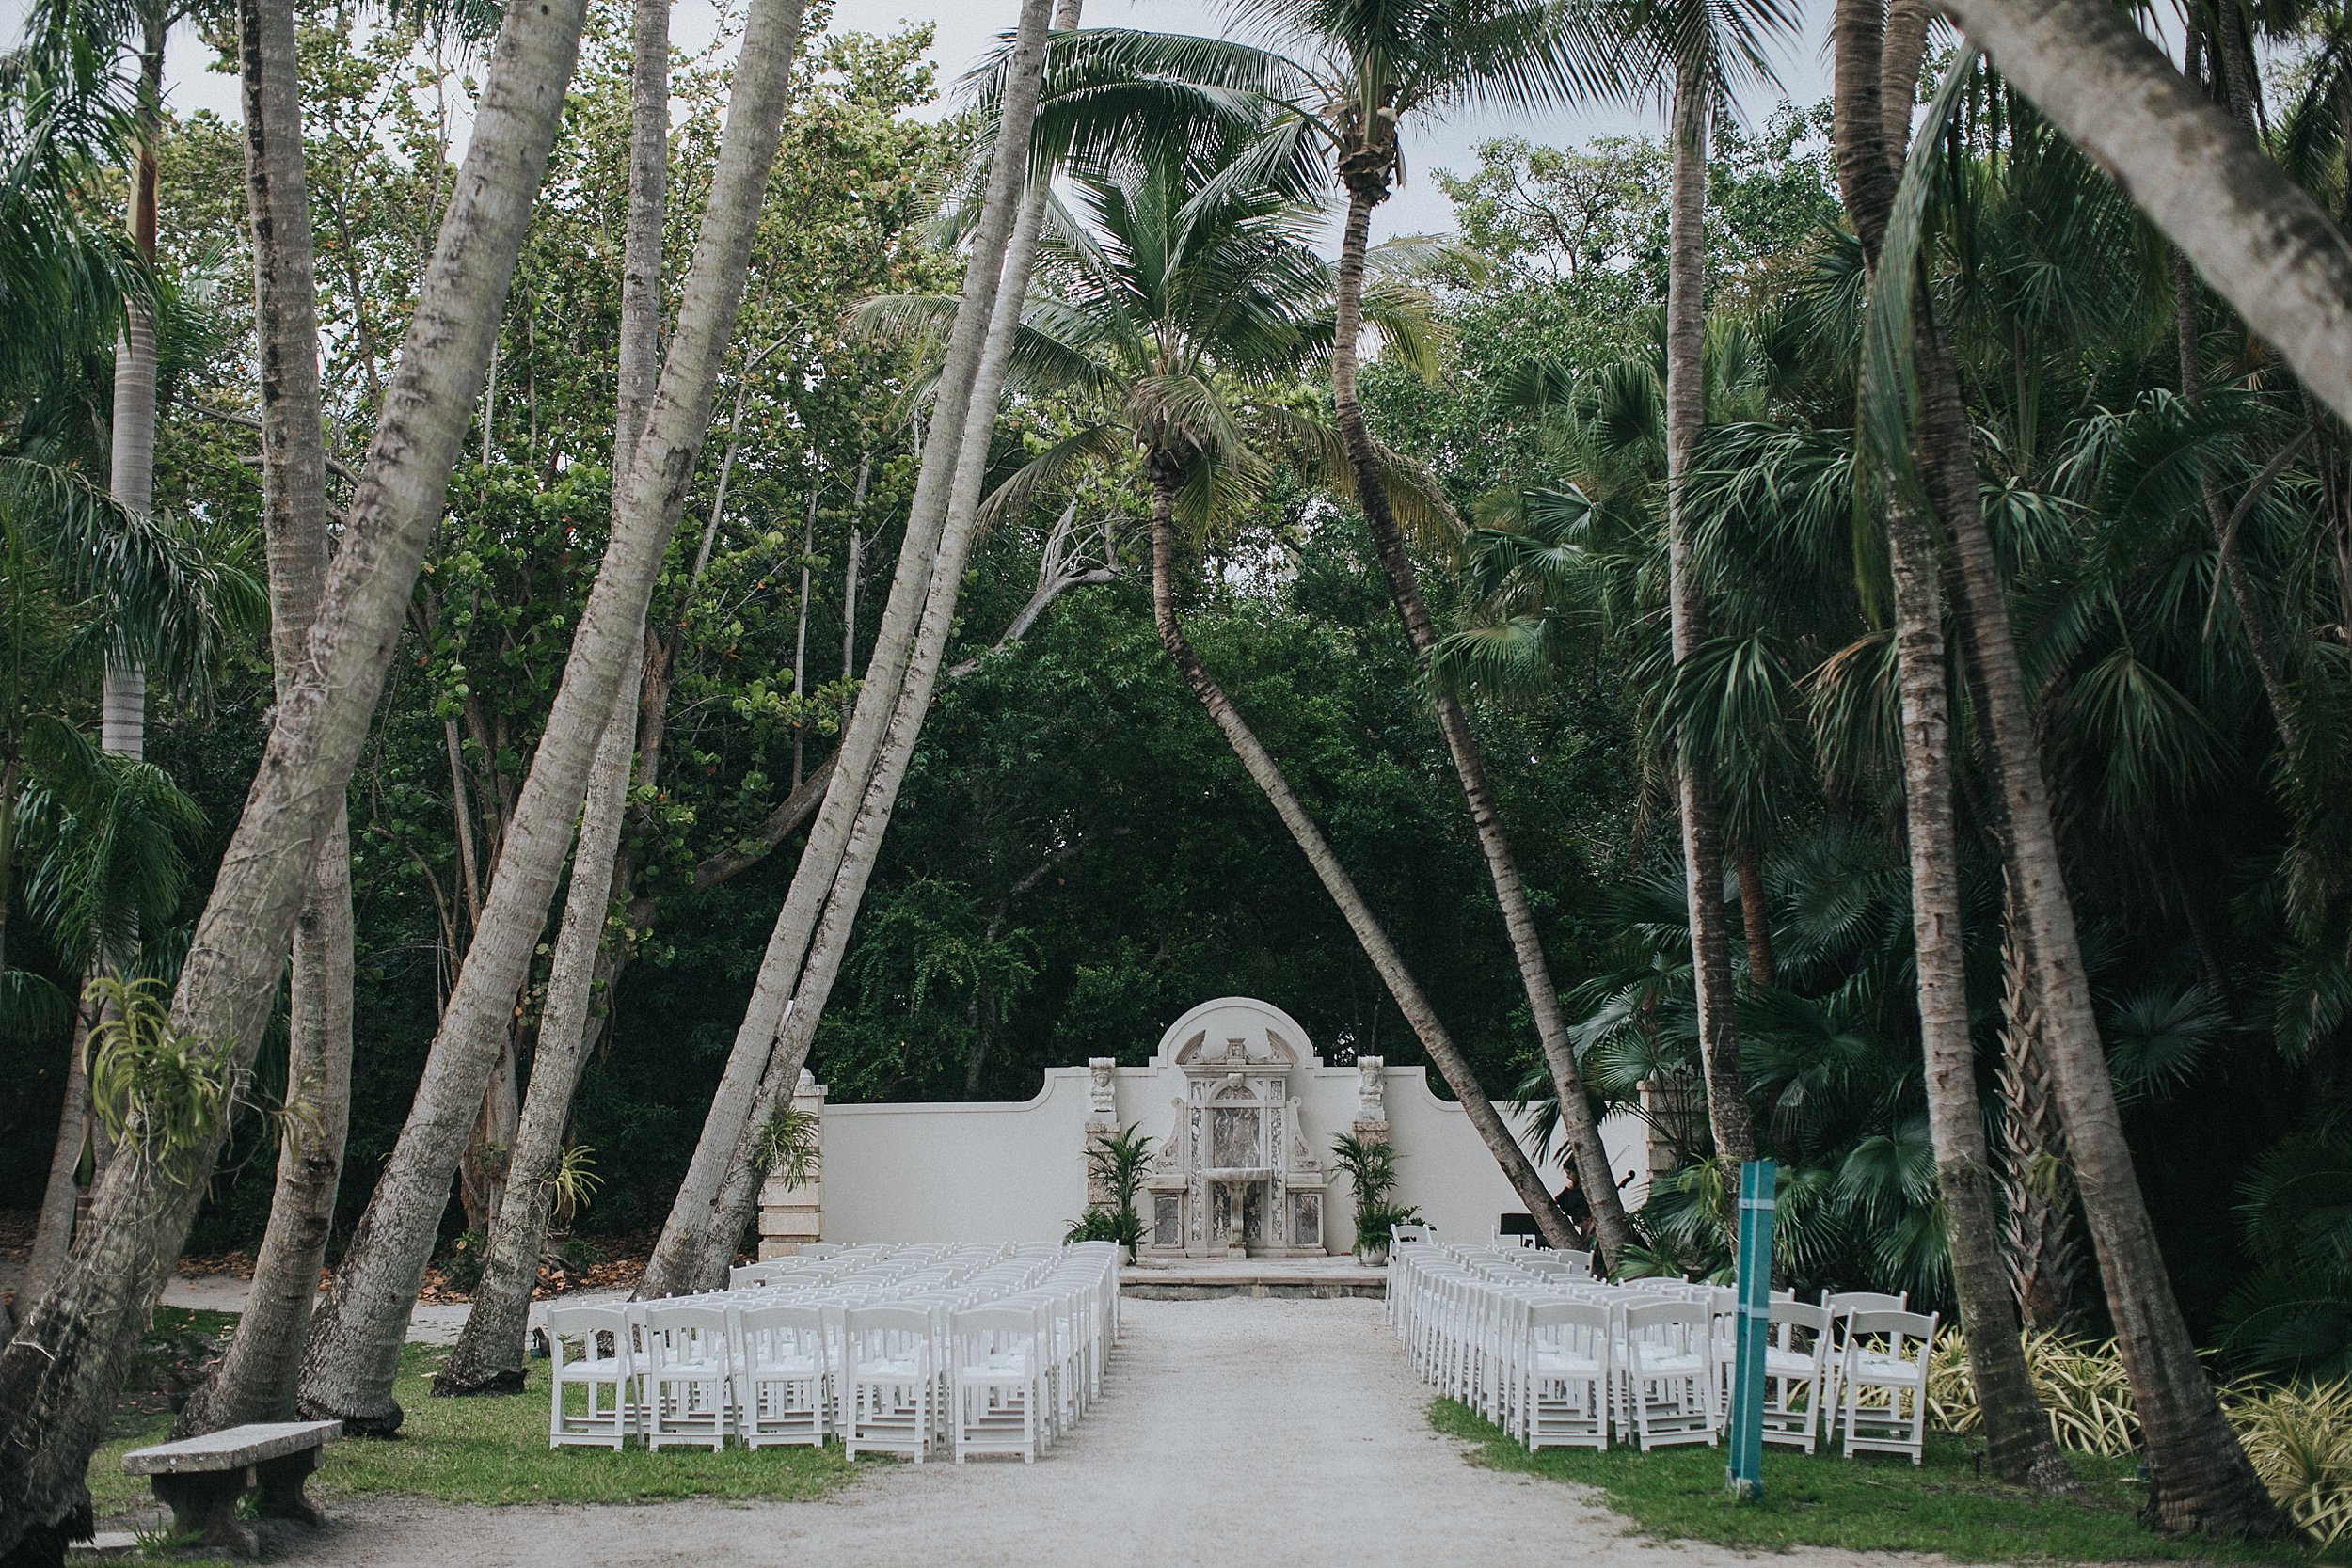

{"left": 89, "top": 1339, "right": 860, "bottom": 1523}
{"left": 1432, "top": 1400, "right": 2341, "bottom": 1565}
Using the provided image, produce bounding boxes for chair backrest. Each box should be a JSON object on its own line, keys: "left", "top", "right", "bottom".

{"left": 641, "top": 1303, "right": 731, "bottom": 1368}
{"left": 1770, "top": 1298, "right": 1831, "bottom": 1336}
{"left": 1827, "top": 1290, "right": 1909, "bottom": 1316}
{"left": 846, "top": 1305, "right": 935, "bottom": 1338}
{"left": 1843, "top": 1308, "right": 1938, "bottom": 1367}
{"left": 1526, "top": 1299, "right": 1611, "bottom": 1338}
{"left": 738, "top": 1301, "right": 825, "bottom": 1338}
{"left": 1391, "top": 1223, "right": 1433, "bottom": 1244}
{"left": 952, "top": 1305, "right": 1040, "bottom": 1342}
{"left": 545, "top": 1303, "right": 629, "bottom": 1363}
{"left": 1624, "top": 1298, "right": 1708, "bottom": 1356}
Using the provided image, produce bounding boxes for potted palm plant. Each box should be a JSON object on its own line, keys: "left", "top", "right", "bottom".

{"left": 1331, "top": 1132, "right": 1420, "bottom": 1265}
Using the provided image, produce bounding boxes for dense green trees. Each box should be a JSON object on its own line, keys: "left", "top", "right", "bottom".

{"left": 7, "top": 0, "right": 2352, "bottom": 1550}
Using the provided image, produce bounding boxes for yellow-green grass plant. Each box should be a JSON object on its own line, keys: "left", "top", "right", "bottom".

{"left": 1929, "top": 1329, "right": 2352, "bottom": 1549}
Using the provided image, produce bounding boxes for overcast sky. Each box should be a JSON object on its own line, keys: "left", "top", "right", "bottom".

{"left": 26, "top": 0, "right": 1833, "bottom": 243}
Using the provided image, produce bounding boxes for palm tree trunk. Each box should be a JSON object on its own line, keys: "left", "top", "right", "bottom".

{"left": 179, "top": 0, "right": 355, "bottom": 1425}
{"left": 1924, "top": 318, "right": 2281, "bottom": 1533}
{"left": 434, "top": 0, "right": 672, "bottom": 1396}
{"left": 1995, "top": 870, "right": 2086, "bottom": 1332}
{"left": 20, "top": 992, "right": 96, "bottom": 1314}
{"left": 1663, "top": 55, "right": 1756, "bottom": 1175}
{"left": 1940, "top": 0, "right": 2352, "bottom": 431}
{"left": 637, "top": 0, "right": 1060, "bottom": 1301}
{"left": 1327, "top": 168, "right": 1633, "bottom": 1261}
{"left": 101, "top": 4, "right": 165, "bottom": 773}
{"left": 1833, "top": 0, "right": 2073, "bottom": 1493}
{"left": 1142, "top": 467, "right": 1575, "bottom": 1245}
{"left": 294, "top": 0, "right": 808, "bottom": 1433}
{"left": 1734, "top": 844, "right": 1774, "bottom": 988}
{"left": 0, "top": 0, "right": 595, "bottom": 1539}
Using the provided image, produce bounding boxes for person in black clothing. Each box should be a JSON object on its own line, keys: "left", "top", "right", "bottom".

{"left": 1553, "top": 1173, "right": 1596, "bottom": 1250}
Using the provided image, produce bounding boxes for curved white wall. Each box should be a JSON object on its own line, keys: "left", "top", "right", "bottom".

{"left": 812, "top": 1057, "right": 1646, "bottom": 1249}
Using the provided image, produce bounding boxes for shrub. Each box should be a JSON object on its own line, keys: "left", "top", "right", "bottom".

{"left": 2226, "top": 1378, "right": 2352, "bottom": 1550}
{"left": 1926, "top": 1328, "right": 2137, "bottom": 1458}
{"left": 436, "top": 1230, "right": 488, "bottom": 1294}
{"left": 1929, "top": 1328, "right": 2352, "bottom": 1548}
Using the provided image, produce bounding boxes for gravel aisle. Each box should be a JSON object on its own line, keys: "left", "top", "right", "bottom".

{"left": 271, "top": 1295, "right": 1928, "bottom": 1568}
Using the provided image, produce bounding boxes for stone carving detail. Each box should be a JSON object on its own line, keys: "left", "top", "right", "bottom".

{"left": 1088, "top": 1057, "right": 1117, "bottom": 1118}
{"left": 1357, "top": 1056, "right": 1387, "bottom": 1124}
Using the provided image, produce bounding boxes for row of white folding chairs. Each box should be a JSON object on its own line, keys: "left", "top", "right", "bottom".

{"left": 1388, "top": 1247, "right": 1939, "bottom": 1462}
{"left": 549, "top": 1245, "right": 1120, "bottom": 1461}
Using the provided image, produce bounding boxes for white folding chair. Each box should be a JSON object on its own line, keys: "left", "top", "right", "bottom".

{"left": 546, "top": 1303, "right": 633, "bottom": 1449}
{"left": 1761, "top": 1298, "right": 1835, "bottom": 1453}
{"left": 1622, "top": 1300, "right": 1717, "bottom": 1450}
{"left": 1838, "top": 1308, "right": 1939, "bottom": 1463}
{"left": 951, "top": 1305, "right": 1043, "bottom": 1463}
{"left": 845, "top": 1305, "right": 936, "bottom": 1462}
{"left": 1524, "top": 1300, "right": 1612, "bottom": 1450}
{"left": 734, "top": 1302, "right": 828, "bottom": 1448}
{"left": 640, "top": 1302, "right": 735, "bottom": 1449}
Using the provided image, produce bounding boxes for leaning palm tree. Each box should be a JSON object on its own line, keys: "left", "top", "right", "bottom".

{"left": 0, "top": 0, "right": 600, "bottom": 1528}
{"left": 1009, "top": 0, "right": 1644, "bottom": 1261}
{"left": 1834, "top": 20, "right": 2273, "bottom": 1528}
{"left": 873, "top": 129, "right": 1576, "bottom": 1238}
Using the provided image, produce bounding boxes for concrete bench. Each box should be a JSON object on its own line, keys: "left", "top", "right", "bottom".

{"left": 121, "top": 1418, "right": 341, "bottom": 1556}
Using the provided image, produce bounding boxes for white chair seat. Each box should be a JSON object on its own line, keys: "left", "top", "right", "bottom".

{"left": 748, "top": 1354, "right": 819, "bottom": 1377}
{"left": 1765, "top": 1350, "right": 1820, "bottom": 1378}
{"left": 1534, "top": 1351, "right": 1602, "bottom": 1375}
{"left": 859, "top": 1355, "right": 924, "bottom": 1379}
{"left": 1636, "top": 1352, "right": 1703, "bottom": 1374}
{"left": 649, "top": 1357, "right": 726, "bottom": 1379}
{"left": 556, "top": 1356, "right": 627, "bottom": 1381}
{"left": 1852, "top": 1355, "right": 1921, "bottom": 1383}
{"left": 963, "top": 1354, "right": 1030, "bottom": 1377}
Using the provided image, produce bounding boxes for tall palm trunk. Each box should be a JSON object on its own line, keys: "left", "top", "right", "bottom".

{"left": 676, "top": 0, "right": 1082, "bottom": 1289}
{"left": 1995, "top": 871, "right": 2086, "bottom": 1331}
{"left": 296, "top": 0, "right": 808, "bottom": 1433}
{"left": 1662, "top": 55, "right": 1756, "bottom": 1174}
{"left": 0, "top": 0, "right": 594, "bottom": 1539}
{"left": 1143, "top": 465, "right": 1574, "bottom": 1244}
{"left": 436, "top": 0, "right": 672, "bottom": 1392}
{"left": 1833, "top": 0, "right": 2073, "bottom": 1494}
{"left": 637, "top": 0, "right": 1058, "bottom": 1300}
{"left": 100, "top": 5, "right": 165, "bottom": 773}
{"left": 1940, "top": 0, "right": 2352, "bottom": 430}
{"left": 1329, "top": 166, "right": 1631, "bottom": 1261}
{"left": 171, "top": 0, "right": 357, "bottom": 1438}
{"left": 1842, "top": 5, "right": 2278, "bottom": 1533}
{"left": 1924, "top": 319, "right": 2280, "bottom": 1534}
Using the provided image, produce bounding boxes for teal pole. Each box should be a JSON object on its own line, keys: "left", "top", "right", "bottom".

{"left": 1725, "top": 1159, "right": 1776, "bottom": 1502}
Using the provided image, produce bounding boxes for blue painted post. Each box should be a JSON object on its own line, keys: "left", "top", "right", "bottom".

{"left": 1725, "top": 1159, "right": 1777, "bottom": 1502}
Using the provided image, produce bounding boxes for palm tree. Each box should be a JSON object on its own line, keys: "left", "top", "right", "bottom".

{"left": 1834, "top": 22, "right": 2275, "bottom": 1528}
{"left": 296, "top": 0, "right": 811, "bottom": 1432}
{"left": 640, "top": 0, "right": 1065, "bottom": 1298}
{"left": 436, "top": 0, "right": 674, "bottom": 1396}
{"left": 1942, "top": 0, "right": 2352, "bottom": 435}
{"left": 0, "top": 0, "right": 602, "bottom": 1531}
{"left": 1008, "top": 0, "right": 1645, "bottom": 1263}
{"left": 170, "top": 0, "right": 357, "bottom": 1436}
{"left": 918, "top": 126, "right": 1579, "bottom": 1239}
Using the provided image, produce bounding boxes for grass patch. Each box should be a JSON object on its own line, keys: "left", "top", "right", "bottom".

{"left": 1430, "top": 1399, "right": 2342, "bottom": 1565}
{"left": 90, "top": 1340, "right": 861, "bottom": 1520}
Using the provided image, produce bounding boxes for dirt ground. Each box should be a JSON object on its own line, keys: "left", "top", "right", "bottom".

{"left": 251, "top": 1296, "right": 1937, "bottom": 1568}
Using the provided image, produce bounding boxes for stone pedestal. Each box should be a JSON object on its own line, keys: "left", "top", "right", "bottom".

{"left": 755, "top": 1072, "right": 827, "bottom": 1260}
{"left": 1083, "top": 1057, "right": 1119, "bottom": 1209}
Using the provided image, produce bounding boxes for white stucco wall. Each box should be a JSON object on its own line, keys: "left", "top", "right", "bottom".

{"left": 810, "top": 997, "right": 1648, "bottom": 1249}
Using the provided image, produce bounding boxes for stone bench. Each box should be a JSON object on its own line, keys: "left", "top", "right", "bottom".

{"left": 121, "top": 1419, "right": 341, "bottom": 1556}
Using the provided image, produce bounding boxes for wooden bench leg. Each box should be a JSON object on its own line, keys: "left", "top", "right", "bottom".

{"left": 149, "top": 1470, "right": 257, "bottom": 1558}
{"left": 253, "top": 1446, "right": 328, "bottom": 1527}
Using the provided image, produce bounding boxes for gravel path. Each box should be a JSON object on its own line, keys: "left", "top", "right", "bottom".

{"left": 267, "top": 1296, "right": 1935, "bottom": 1568}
